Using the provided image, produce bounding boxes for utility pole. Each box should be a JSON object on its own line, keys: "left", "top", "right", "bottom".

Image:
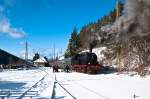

{"left": 25, "top": 41, "right": 28, "bottom": 61}
{"left": 57, "top": 52, "right": 58, "bottom": 60}
{"left": 60, "top": 48, "right": 62, "bottom": 55}
{"left": 53, "top": 44, "right": 55, "bottom": 61}
{"left": 116, "top": 0, "right": 122, "bottom": 70}
{"left": 25, "top": 41, "right": 28, "bottom": 68}
{"left": 116, "top": 0, "right": 121, "bottom": 19}
{"left": 116, "top": 0, "right": 119, "bottom": 69}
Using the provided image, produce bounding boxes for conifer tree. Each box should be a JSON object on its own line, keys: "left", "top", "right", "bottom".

{"left": 65, "top": 27, "right": 81, "bottom": 58}
{"left": 33, "top": 53, "right": 40, "bottom": 61}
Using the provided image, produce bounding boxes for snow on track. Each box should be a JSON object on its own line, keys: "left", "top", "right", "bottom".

{"left": 0, "top": 67, "right": 54, "bottom": 99}
{"left": 54, "top": 73, "right": 108, "bottom": 99}
{"left": 52, "top": 74, "right": 75, "bottom": 99}
{"left": 1, "top": 68, "right": 150, "bottom": 99}
{"left": 53, "top": 80, "right": 76, "bottom": 99}
{"left": 55, "top": 72, "right": 150, "bottom": 99}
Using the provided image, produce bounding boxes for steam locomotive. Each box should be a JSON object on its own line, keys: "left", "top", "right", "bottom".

{"left": 71, "top": 52, "right": 101, "bottom": 74}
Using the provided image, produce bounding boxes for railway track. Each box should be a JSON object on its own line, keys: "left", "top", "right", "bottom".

{"left": 17, "top": 73, "right": 48, "bottom": 99}
{"left": 16, "top": 68, "right": 52, "bottom": 99}
{"left": 0, "top": 68, "right": 51, "bottom": 99}
{"left": 53, "top": 74, "right": 109, "bottom": 99}
{"left": 52, "top": 74, "right": 77, "bottom": 99}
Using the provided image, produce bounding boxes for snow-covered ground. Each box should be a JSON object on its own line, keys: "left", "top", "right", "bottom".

{"left": 1, "top": 68, "right": 150, "bottom": 99}
{"left": 55, "top": 72, "right": 150, "bottom": 99}
{"left": 0, "top": 67, "right": 54, "bottom": 99}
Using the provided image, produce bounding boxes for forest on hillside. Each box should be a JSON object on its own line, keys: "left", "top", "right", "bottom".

{"left": 65, "top": 0, "right": 150, "bottom": 75}
{"left": 65, "top": 1, "right": 123, "bottom": 56}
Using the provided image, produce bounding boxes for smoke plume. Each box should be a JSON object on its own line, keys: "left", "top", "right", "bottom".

{"left": 112, "top": 0, "right": 150, "bottom": 38}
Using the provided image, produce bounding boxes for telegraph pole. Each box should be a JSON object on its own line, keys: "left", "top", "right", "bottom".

{"left": 53, "top": 44, "right": 55, "bottom": 61}
{"left": 116, "top": 0, "right": 122, "bottom": 71}
{"left": 25, "top": 41, "right": 28, "bottom": 61}
{"left": 25, "top": 41, "right": 28, "bottom": 68}
{"left": 116, "top": 0, "right": 121, "bottom": 19}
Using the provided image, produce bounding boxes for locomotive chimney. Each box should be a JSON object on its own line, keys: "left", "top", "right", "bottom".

{"left": 89, "top": 40, "right": 97, "bottom": 53}
{"left": 89, "top": 43, "right": 93, "bottom": 53}
{"left": 89, "top": 27, "right": 97, "bottom": 53}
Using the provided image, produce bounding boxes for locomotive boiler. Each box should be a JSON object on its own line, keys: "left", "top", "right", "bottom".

{"left": 71, "top": 52, "right": 101, "bottom": 74}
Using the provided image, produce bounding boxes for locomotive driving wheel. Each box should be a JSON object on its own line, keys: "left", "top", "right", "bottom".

{"left": 87, "top": 66, "right": 98, "bottom": 74}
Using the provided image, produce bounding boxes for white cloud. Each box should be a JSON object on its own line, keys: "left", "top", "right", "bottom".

{"left": 0, "top": 5, "right": 26, "bottom": 38}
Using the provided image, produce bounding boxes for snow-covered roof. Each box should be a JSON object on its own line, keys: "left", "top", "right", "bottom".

{"left": 34, "top": 57, "right": 47, "bottom": 63}
{"left": 59, "top": 56, "right": 64, "bottom": 60}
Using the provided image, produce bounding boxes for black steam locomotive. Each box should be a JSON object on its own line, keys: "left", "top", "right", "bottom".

{"left": 71, "top": 52, "right": 101, "bottom": 74}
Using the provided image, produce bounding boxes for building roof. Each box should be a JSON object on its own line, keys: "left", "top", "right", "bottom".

{"left": 34, "top": 57, "right": 47, "bottom": 63}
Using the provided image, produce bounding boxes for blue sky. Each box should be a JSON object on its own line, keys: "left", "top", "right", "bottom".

{"left": 0, "top": 0, "right": 117, "bottom": 59}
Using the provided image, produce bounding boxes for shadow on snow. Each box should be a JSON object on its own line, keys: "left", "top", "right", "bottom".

{"left": 0, "top": 81, "right": 26, "bottom": 90}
